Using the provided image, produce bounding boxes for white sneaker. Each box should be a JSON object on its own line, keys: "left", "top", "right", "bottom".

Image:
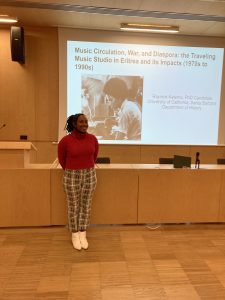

{"left": 72, "top": 232, "right": 81, "bottom": 250}
{"left": 79, "top": 231, "right": 88, "bottom": 249}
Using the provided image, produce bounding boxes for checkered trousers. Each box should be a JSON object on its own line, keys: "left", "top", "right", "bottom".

{"left": 63, "top": 168, "right": 97, "bottom": 232}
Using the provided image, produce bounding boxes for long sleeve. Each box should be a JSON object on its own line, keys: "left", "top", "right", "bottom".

{"left": 94, "top": 136, "right": 99, "bottom": 162}
{"left": 58, "top": 133, "right": 98, "bottom": 170}
{"left": 58, "top": 137, "right": 67, "bottom": 170}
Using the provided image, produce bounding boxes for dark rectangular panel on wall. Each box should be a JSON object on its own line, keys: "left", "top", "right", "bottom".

{"left": 10, "top": 26, "right": 25, "bottom": 63}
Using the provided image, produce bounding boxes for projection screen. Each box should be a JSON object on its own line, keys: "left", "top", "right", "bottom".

{"left": 59, "top": 28, "right": 224, "bottom": 145}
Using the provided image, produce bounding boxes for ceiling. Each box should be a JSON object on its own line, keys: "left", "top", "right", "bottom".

{"left": 1, "top": 0, "right": 225, "bottom": 37}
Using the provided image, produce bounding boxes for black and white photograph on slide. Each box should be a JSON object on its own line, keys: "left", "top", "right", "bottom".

{"left": 81, "top": 75, "right": 143, "bottom": 141}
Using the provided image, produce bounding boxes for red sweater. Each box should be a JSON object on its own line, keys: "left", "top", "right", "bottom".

{"left": 58, "top": 130, "right": 99, "bottom": 170}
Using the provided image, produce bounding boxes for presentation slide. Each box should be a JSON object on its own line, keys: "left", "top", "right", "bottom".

{"left": 67, "top": 40, "right": 224, "bottom": 145}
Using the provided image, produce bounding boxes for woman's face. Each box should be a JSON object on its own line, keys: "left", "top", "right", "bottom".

{"left": 107, "top": 94, "right": 122, "bottom": 109}
{"left": 75, "top": 114, "right": 88, "bottom": 133}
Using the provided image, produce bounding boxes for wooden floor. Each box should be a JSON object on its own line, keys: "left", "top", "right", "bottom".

{"left": 1, "top": 224, "right": 225, "bottom": 299}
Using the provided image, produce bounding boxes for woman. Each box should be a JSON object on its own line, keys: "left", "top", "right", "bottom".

{"left": 103, "top": 77, "right": 142, "bottom": 140}
{"left": 58, "top": 113, "right": 99, "bottom": 250}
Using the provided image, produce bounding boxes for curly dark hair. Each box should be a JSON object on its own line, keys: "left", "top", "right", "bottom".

{"left": 65, "top": 113, "right": 84, "bottom": 133}
{"left": 103, "top": 77, "right": 129, "bottom": 100}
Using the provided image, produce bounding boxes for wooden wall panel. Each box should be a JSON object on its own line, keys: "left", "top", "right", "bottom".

{"left": 91, "top": 169, "right": 138, "bottom": 224}
{"left": 0, "top": 27, "right": 58, "bottom": 142}
{"left": 0, "top": 169, "right": 51, "bottom": 226}
{"left": 219, "top": 171, "right": 225, "bottom": 221}
{"left": 26, "top": 27, "right": 59, "bottom": 141}
{"left": 189, "top": 146, "right": 225, "bottom": 164}
{"left": 140, "top": 145, "right": 191, "bottom": 164}
{"left": 0, "top": 150, "right": 25, "bottom": 168}
{"left": 0, "top": 166, "right": 224, "bottom": 227}
{"left": 26, "top": 142, "right": 225, "bottom": 165}
{"left": 50, "top": 168, "right": 67, "bottom": 225}
{"left": 27, "top": 142, "right": 225, "bottom": 165}
{"left": 32, "top": 141, "right": 58, "bottom": 164}
{"left": 138, "top": 169, "right": 221, "bottom": 223}
{"left": 98, "top": 144, "right": 141, "bottom": 163}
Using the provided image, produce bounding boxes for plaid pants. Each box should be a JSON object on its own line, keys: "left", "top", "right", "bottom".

{"left": 63, "top": 168, "right": 97, "bottom": 232}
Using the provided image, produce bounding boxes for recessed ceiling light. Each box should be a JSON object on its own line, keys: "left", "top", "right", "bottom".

{"left": 120, "top": 23, "right": 179, "bottom": 34}
{"left": 199, "top": 0, "right": 225, "bottom": 2}
{"left": 0, "top": 15, "right": 18, "bottom": 24}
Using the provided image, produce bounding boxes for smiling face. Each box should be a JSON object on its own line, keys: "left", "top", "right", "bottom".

{"left": 74, "top": 114, "right": 88, "bottom": 133}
